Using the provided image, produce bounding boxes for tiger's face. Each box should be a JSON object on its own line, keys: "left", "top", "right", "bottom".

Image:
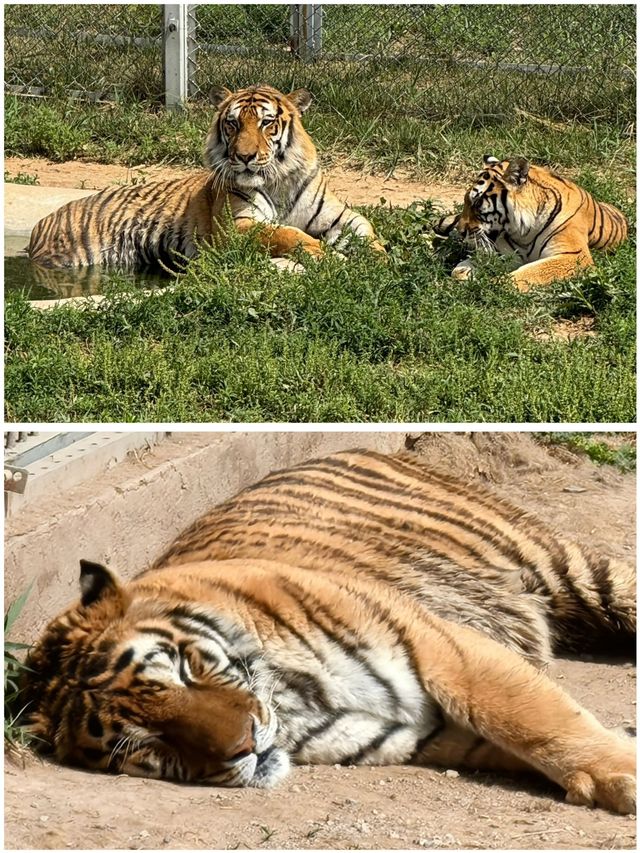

{"left": 23, "top": 561, "right": 289, "bottom": 788}
{"left": 436, "top": 155, "right": 532, "bottom": 251}
{"left": 204, "top": 84, "right": 314, "bottom": 190}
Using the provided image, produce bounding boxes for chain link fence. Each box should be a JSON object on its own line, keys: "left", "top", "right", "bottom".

{"left": 4, "top": 4, "right": 636, "bottom": 125}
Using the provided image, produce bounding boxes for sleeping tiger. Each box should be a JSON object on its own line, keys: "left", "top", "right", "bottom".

{"left": 22, "top": 449, "right": 635, "bottom": 813}
{"left": 27, "top": 84, "right": 384, "bottom": 272}
{"left": 434, "top": 155, "right": 628, "bottom": 290}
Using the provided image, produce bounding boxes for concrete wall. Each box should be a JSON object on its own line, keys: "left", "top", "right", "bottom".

{"left": 5, "top": 431, "right": 411, "bottom": 643}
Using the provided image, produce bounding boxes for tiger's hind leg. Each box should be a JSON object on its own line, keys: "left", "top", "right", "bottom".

{"left": 413, "top": 719, "right": 534, "bottom": 774}
{"left": 510, "top": 247, "right": 594, "bottom": 291}
{"left": 411, "top": 616, "right": 635, "bottom": 813}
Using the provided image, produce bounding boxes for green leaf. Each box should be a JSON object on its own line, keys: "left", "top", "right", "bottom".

{"left": 4, "top": 581, "right": 34, "bottom": 636}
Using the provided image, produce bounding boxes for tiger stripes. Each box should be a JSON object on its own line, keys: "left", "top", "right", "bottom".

{"left": 22, "top": 450, "right": 635, "bottom": 812}
{"left": 153, "top": 449, "right": 635, "bottom": 661}
{"left": 434, "top": 155, "right": 628, "bottom": 290}
{"left": 28, "top": 84, "right": 384, "bottom": 272}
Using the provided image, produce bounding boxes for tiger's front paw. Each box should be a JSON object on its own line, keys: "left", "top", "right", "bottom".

{"left": 565, "top": 769, "right": 636, "bottom": 815}
{"left": 270, "top": 257, "right": 305, "bottom": 275}
{"left": 451, "top": 259, "right": 475, "bottom": 281}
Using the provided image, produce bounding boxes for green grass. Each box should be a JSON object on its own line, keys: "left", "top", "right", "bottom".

{"left": 542, "top": 433, "right": 636, "bottom": 471}
{"left": 4, "top": 94, "right": 635, "bottom": 190}
{"left": 4, "top": 169, "right": 39, "bottom": 185}
{"left": 5, "top": 197, "right": 635, "bottom": 424}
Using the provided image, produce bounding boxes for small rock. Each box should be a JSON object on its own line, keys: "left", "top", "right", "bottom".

{"left": 444, "top": 769, "right": 460, "bottom": 778}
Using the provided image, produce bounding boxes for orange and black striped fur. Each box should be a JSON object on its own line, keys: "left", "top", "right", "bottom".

{"left": 434, "top": 155, "right": 628, "bottom": 290}
{"left": 23, "top": 450, "right": 635, "bottom": 812}
{"left": 28, "top": 85, "right": 383, "bottom": 272}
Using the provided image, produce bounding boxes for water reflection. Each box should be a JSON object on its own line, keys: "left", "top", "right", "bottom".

{"left": 4, "top": 239, "right": 176, "bottom": 301}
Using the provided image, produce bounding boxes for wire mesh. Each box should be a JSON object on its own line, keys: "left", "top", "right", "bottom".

{"left": 4, "top": 4, "right": 165, "bottom": 103}
{"left": 4, "top": 4, "right": 636, "bottom": 125}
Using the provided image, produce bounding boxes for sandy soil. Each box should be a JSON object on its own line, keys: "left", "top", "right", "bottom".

{"left": 4, "top": 434, "right": 636, "bottom": 850}
{"left": 4, "top": 156, "right": 462, "bottom": 210}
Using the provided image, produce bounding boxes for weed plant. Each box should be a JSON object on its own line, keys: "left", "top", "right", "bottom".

{"left": 4, "top": 586, "right": 33, "bottom": 749}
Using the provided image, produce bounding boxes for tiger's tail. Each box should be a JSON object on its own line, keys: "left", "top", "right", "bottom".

{"left": 521, "top": 543, "right": 635, "bottom": 655}
{"left": 433, "top": 212, "right": 460, "bottom": 238}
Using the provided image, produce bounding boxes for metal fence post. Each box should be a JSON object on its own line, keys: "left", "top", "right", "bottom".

{"left": 291, "top": 4, "right": 322, "bottom": 61}
{"left": 163, "top": 4, "right": 189, "bottom": 110}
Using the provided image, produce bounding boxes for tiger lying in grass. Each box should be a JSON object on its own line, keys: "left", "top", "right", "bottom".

{"left": 22, "top": 450, "right": 635, "bottom": 813}
{"left": 434, "top": 156, "right": 628, "bottom": 290}
{"left": 28, "top": 85, "right": 384, "bottom": 272}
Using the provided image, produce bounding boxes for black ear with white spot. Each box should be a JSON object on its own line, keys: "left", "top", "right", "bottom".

{"left": 79, "top": 560, "right": 124, "bottom": 608}
{"left": 286, "top": 88, "right": 313, "bottom": 115}
{"left": 483, "top": 154, "right": 501, "bottom": 167}
{"left": 503, "top": 157, "right": 530, "bottom": 187}
{"left": 209, "top": 86, "right": 232, "bottom": 108}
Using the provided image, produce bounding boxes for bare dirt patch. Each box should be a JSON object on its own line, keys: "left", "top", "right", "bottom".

{"left": 4, "top": 156, "right": 462, "bottom": 209}
{"left": 4, "top": 434, "right": 636, "bottom": 850}
{"left": 531, "top": 316, "right": 597, "bottom": 342}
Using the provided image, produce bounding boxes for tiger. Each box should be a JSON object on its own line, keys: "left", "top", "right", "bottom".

{"left": 21, "top": 449, "right": 635, "bottom": 813}
{"left": 27, "top": 84, "right": 384, "bottom": 273}
{"left": 433, "top": 155, "right": 628, "bottom": 291}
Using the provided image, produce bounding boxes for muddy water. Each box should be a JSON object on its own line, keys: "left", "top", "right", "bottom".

{"left": 4, "top": 236, "right": 173, "bottom": 301}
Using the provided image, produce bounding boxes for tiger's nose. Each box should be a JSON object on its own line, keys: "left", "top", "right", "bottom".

{"left": 236, "top": 152, "right": 255, "bottom": 165}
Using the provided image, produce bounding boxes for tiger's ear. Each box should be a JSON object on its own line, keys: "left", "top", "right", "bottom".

{"left": 503, "top": 158, "right": 530, "bottom": 187}
{"left": 79, "top": 560, "right": 126, "bottom": 608}
{"left": 483, "top": 154, "right": 501, "bottom": 167}
{"left": 286, "top": 88, "right": 313, "bottom": 115}
{"left": 209, "top": 86, "right": 232, "bottom": 108}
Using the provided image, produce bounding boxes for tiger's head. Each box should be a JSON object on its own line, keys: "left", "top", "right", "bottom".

{"left": 22, "top": 560, "right": 289, "bottom": 788}
{"left": 203, "top": 84, "right": 315, "bottom": 190}
{"left": 434, "top": 155, "right": 532, "bottom": 251}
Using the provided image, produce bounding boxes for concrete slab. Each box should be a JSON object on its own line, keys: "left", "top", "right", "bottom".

{"left": 4, "top": 182, "right": 96, "bottom": 236}
{"left": 5, "top": 431, "right": 411, "bottom": 643}
{"left": 5, "top": 432, "right": 166, "bottom": 517}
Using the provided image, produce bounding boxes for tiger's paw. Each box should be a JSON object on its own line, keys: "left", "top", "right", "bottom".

{"left": 451, "top": 259, "right": 475, "bottom": 281}
{"left": 270, "top": 257, "right": 305, "bottom": 275}
{"left": 564, "top": 769, "right": 636, "bottom": 814}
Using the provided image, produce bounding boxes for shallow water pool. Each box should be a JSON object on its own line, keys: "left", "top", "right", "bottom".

{"left": 4, "top": 235, "right": 174, "bottom": 301}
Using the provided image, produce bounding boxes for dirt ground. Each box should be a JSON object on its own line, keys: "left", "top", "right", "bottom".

{"left": 4, "top": 433, "right": 637, "bottom": 850}
{"left": 4, "top": 156, "right": 462, "bottom": 210}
